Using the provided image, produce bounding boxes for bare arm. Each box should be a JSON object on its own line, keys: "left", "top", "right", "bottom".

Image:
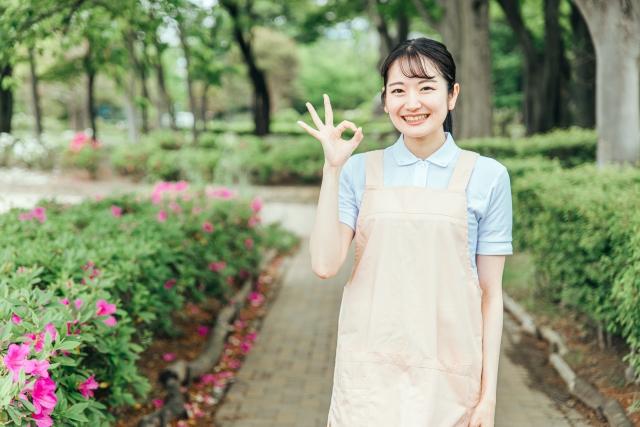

{"left": 309, "top": 163, "right": 355, "bottom": 278}
{"left": 476, "top": 254, "right": 506, "bottom": 408}
{"left": 297, "top": 94, "right": 363, "bottom": 279}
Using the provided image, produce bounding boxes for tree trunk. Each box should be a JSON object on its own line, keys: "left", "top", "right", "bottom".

{"left": 177, "top": 21, "right": 199, "bottom": 141}
{"left": 413, "top": 0, "right": 492, "bottom": 139}
{"left": 200, "top": 83, "right": 209, "bottom": 132}
{"left": 496, "top": 0, "right": 567, "bottom": 135}
{"left": 221, "top": 0, "right": 271, "bottom": 136}
{"left": 83, "top": 45, "right": 97, "bottom": 141}
{"left": 0, "top": 64, "right": 13, "bottom": 134}
{"left": 28, "top": 48, "right": 43, "bottom": 137}
{"left": 573, "top": 0, "right": 640, "bottom": 165}
{"left": 153, "top": 38, "right": 176, "bottom": 130}
{"left": 569, "top": 3, "right": 595, "bottom": 128}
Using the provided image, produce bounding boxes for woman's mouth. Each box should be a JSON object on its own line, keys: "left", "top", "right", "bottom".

{"left": 402, "top": 114, "right": 430, "bottom": 125}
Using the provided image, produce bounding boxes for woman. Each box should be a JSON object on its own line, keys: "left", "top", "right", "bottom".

{"left": 297, "top": 37, "right": 512, "bottom": 427}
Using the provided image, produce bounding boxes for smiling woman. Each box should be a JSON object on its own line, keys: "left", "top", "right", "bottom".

{"left": 298, "top": 37, "right": 512, "bottom": 427}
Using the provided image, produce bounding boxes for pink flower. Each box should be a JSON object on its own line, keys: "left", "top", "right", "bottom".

{"left": 248, "top": 291, "right": 265, "bottom": 307}
{"left": 19, "top": 212, "right": 32, "bottom": 221}
{"left": 3, "top": 343, "right": 30, "bottom": 381}
{"left": 96, "top": 299, "right": 116, "bottom": 316}
{"left": 240, "top": 341, "right": 252, "bottom": 354}
{"left": 164, "top": 278, "right": 177, "bottom": 289}
{"left": 74, "top": 299, "right": 83, "bottom": 310}
{"left": 44, "top": 323, "right": 57, "bottom": 342}
{"left": 32, "top": 207, "right": 47, "bottom": 223}
{"left": 24, "top": 359, "right": 50, "bottom": 378}
{"left": 24, "top": 333, "right": 45, "bottom": 352}
{"left": 152, "top": 398, "right": 164, "bottom": 409}
{"left": 234, "top": 320, "right": 247, "bottom": 330}
{"left": 60, "top": 298, "right": 70, "bottom": 306}
{"left": 192, "top": 206, "right": 203, "bottom": 215}
{"left": 197, "top": 325, "right": 209, "bottom": 337}
{"left": 103, "top": 316, "right": 117, "bottom": 327}
{"left": 246, "top": 331, "right": 258, "bottom": 342}
{"left": 78, "top": 374, "right": 99, "bottom": 398}
{"left": 206, "top": 186, "right": 236, "bottom": 200}
{"left": 32, "top": 411, "right": 53, "bottom": 427}
{"left": 250, "top": 197, "right": 263, "bottom": 213}
{"left": 244, "top": 238, "right": 254, "bottom": 250}
{"left": 208, "top": 261, "right": 226, "bottom": 273}
{"left": 11, "top": 313, "right": 22, "bottom": 325}
{"left": 202, "top": 221, "right": 214, "bottom": 233}
{"left": 110, "top": 205, "right": 122, "bottom": 217}
{"left": 200, "top": 373, "right": 218, "bottom": 385}
{"left": 157, "top": 210, "right": 168, "bottom": 222}
{"left": 162, "top": 352, "right": 176, "bottom": 362}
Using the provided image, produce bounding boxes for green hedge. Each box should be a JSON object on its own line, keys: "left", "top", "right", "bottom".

{"left": 509, "top": 159, "right": 640, "bottom": 374}
{"left": 0, "top": 184, "right": 297, "bottom": 425}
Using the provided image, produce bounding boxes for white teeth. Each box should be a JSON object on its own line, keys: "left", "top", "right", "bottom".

{"left": 403, "top": 114, "right": 429, "bottom": 122}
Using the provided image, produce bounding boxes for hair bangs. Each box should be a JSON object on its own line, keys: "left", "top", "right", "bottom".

{"left": 398, "top": 50, "right": 437, "bottom": 81}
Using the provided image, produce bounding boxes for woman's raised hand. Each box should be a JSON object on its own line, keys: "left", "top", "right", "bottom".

{"left": 297, "top": 94, "right": 364, "bottom": 168}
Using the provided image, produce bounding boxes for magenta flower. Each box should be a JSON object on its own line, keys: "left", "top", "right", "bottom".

{"left": 11, "top": 313, "right": 22, "bottom": 325}
{"left": 162, "top": 352, "right": 176, "bottom": 362}
{"left": 157, "top": 210, "right": 168, "bottom": 222}
{"left": 202, "top": 221, "right": 214, "bottom": 233}
{"left": 192, "top": 206, "right": 203, "bottom": 215}
{"left": 248, "top": 215, "right": 260, "bottom": 228}
{"left": 110, "top": 205, "right": 122, "bottom": 218}
{"left": 250, "top": 197, "right": 263, "bottom": 213}
{"left": 206, "top": 186, "right": 236, "bottom": 200}
{"left": 32, "top": 207, "right": 47, "bottom": 223}
{"left": 244, "top": 238, "right": 254, "bottom": 250}
{"left": 74, "top": 299, "right": 83, "bottom": 310}
{"left": 200, "top": 373, "right": 217, "bottom": 385}
{"left": 44, "top": 323, "right": 57, "bottom": 342}
{"left": 164, "top": 278, "right": 177, "bottom": 290}
{"left": 240, "top": 341, "right": 253, "bottom": 354}
{"left": 197, "top": 325, "right": 209, "bottom": 337}
{"left": 32, "top": 377, "right": 57, "bottom": 415}
{"left": 96, "top": 299, "right": 116, "bottom": 316}
{"left": 19, "top": 212, "right": 32, "bottom": 221}
{"left": 3, "top": 343, "right": 30, "bottom": 381}
{"left": 152, "top": 398, "right": 164, "bottom": 409}
{"left": 248, "top": 291, "right": 265, "bottom": 307}
{"left": 103, "top": 316, "right": 117, "bottom": 327}
{"left": 24, "top": 333, "right": 45, "bottom": 352}
{"left": 60, "top": 298, "right": 70, "bottom": 306}
{"left": 208, "top": 261, "right": 226, "bottom": 273}
{"left": 24, "top": 359, "right": 50, "bottom": 378}
{"left": 246, "top": 331, "right": 258, "bottom": 343}
{"left": 32, "top": 411, "right": 53, "bottom": 427}
{"left": 169, "top": 201, "right": 182, "bottom": 213}
{"left": 78, "top": 374, "right": 99, "bottom": 398}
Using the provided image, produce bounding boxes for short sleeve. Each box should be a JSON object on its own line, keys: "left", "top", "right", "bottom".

{"left": 476, "top": 167, "right": 513, "bottom": 255}
{"left": 338, "top": 156, "right": 358, "bottom": 231}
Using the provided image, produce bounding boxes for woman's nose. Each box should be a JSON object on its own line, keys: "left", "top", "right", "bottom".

{"left": 404, "top": 90, "right": 421, "bottom": 109}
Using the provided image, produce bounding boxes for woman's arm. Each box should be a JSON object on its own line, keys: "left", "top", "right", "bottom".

{"left": 309, "top": 163, "right": 355, "bottom": 278}
{"left": 476, "top": 254, "right": 506, "bottom": 406}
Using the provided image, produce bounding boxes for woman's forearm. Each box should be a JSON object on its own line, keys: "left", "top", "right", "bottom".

{"left": 309, "top": 163, "right": 345, "bottom": 278}
{"left": 479, "top": 287, "right": 504, "bottom": 404}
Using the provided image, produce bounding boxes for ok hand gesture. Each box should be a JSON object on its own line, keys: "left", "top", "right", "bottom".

{"left": 297, "top": 94, "right": 364, "bottom": 168}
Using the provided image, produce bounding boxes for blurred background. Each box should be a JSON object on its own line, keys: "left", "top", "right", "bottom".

{"left": 1, "top": 0, "right": 639, "bottom": 425}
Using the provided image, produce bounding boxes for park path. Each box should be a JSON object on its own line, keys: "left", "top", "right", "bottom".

{"left": 0, "top": 167, "right": 592, "bottom": 427}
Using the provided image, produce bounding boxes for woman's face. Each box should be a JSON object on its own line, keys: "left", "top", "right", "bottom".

{"left": 383, "top": 56, "right": 459, "bottom": 139}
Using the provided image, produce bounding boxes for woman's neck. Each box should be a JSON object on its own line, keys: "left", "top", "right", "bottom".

{"left": 403, "top": 130, "right": 447, "bottom": 160}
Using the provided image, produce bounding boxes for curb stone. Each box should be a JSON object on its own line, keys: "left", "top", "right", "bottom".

{"left": 503, "top": 291, "right": 634, "bottom": 427}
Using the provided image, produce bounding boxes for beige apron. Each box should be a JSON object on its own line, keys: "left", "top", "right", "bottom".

{"left": 327, "top": 149, "right": 483, "bottom": 427}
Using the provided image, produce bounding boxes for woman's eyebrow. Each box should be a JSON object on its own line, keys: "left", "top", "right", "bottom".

{"left": 388, "top": 78, "right": 436, "bottom": 87}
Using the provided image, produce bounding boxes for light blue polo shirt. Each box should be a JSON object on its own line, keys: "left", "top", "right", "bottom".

{"left": 338, "top": 132, "right": 513, "bottom": 278}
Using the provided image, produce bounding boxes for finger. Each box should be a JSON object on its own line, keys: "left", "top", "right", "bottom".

{"left": 348, "top": 127, "right": 363, "bottom": 146}
{"left": 335, "top": 120, "right": 358, "bottom": 134}
{"left": 323, "top": 93, "right": 333, "bottom": 127}
{"left": 296, "top": 120, "right": 321, "bottom": 139}
{"left": 305, "top": 102, "right": 324, "bottom": 129}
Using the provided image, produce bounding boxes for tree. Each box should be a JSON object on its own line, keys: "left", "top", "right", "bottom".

{"left": 496, "top": 0, "right": 570, "bottom": 135}
{"left": 413, "top": 0, "right": 493, "bottom": 139}
{"left": 572, "top": 0, "right": 640, "bottom": 165}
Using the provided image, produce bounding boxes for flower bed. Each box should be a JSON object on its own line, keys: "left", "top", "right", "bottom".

{"left": 0, "top": 181, "right": 297, "bottom": 425}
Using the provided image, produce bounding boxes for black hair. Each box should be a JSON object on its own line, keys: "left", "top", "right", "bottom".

{"left": 380, "top": 37, "right": 456, "bottom": 135}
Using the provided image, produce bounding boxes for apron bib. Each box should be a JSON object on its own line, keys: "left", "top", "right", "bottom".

{"left": 327, "top": 149, "right": 483, "bottom": 427}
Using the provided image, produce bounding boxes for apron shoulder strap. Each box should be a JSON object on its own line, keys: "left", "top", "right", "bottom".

{"left": 447, "top": 150, "right": 479, "bottom": 192}
{"left": 365, "top": 149, "right": 384, "bottom": 187}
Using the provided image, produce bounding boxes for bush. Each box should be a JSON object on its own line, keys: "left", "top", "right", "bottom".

{"left": 0, "top": 184, "right": 297, "bottom": 424}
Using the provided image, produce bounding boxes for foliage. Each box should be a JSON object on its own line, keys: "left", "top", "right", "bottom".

{"left": 0, "top": 183, "right": 296, "bottom": 424}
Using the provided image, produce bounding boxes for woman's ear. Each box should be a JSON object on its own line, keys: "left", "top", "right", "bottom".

{"left": 448, "top": 83, "right": 460, "bottom": 111}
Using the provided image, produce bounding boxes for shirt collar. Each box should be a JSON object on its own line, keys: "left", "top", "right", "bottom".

{"left": 391, "top": 132, "right": 459, "bottom": 167}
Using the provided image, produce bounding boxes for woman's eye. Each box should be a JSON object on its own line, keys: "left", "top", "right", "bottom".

{"left": 421, "top": 87, "right": 434, "bottom": 91}
{"left": 391, "top": 89, "right": 403, "bottom": 94}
